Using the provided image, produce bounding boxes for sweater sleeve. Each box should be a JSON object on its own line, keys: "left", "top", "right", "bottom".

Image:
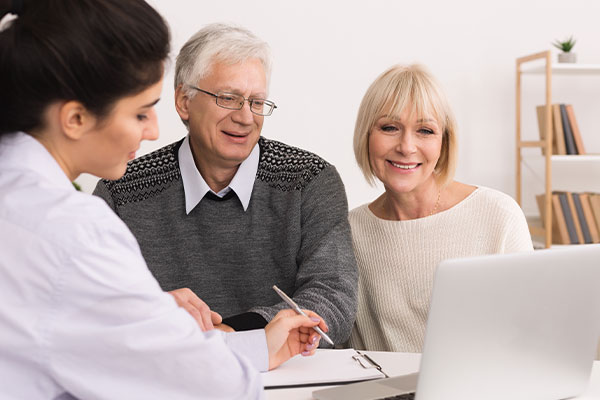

{"left": 499, "top": 194, "right": 534, "bottom": 253}
{"left": 249, "top": 166, "right": 359, "bottom": 346}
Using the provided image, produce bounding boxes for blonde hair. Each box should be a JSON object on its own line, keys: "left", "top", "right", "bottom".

{"left": 353, "top": 64, "right": 457, "bottom": 187}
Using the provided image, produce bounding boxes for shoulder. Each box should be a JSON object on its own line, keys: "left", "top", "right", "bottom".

{"left": 450, "top": 185, "right": 527, "bottom": 230}
{"left": 256, "top": 137, "right": 332, "bottom": 191}
{"left": 460, "top": 186, "right": 532, "bottom": 251}
{"left": 61, "top": 193, "right": 139, "bottom": 252}
{"left": 96, "top": 140, "right": 182, "bottom": 207}
{"left": 348, "top": 204, "right": 377, "bottom": 236}
{"left": 4, "top": 181, "right": 133, "bottom": 253}
{"left": 468, "top": 186, "right": 522, "bottom": 214}
{"left": 349, "top": 203, "right": 371, "bottom": 222}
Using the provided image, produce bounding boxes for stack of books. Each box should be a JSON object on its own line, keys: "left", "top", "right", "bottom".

{"left": 536, "top": 192, "right": 600, "bottom": 245}
{"left": 536, "top": 104, "right": 586, "bottom": 155}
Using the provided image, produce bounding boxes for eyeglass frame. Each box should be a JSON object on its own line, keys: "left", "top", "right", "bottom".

{"left": 188, "top": 85, "right": 277, "bottom": 116}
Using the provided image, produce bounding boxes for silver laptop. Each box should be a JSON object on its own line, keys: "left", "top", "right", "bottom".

{"left": 314, "top": 245, "right": 600, "bottom": 400}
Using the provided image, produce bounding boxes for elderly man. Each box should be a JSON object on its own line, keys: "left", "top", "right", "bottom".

{"left": 94, "top": 23, "right": 357, "bottom": 345}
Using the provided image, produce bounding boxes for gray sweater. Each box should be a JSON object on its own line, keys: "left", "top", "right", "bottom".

{"left": 94, "top": 137, "right": 358, "bottom": 345}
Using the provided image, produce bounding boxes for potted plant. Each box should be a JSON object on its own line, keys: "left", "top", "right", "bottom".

{"left": 552, "top": 36, "right": 577, "bottom": 63}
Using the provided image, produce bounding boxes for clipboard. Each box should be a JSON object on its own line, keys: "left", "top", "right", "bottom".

{"left": 261, "top": 349, "right": 387, "bottom": 389}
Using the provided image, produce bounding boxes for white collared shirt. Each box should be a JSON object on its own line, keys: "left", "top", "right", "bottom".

{"left": 0, "top": 132, "right": 267, "bottom": 399}
{"left": 179, "top": 134, "right": 259, "bottom": 214}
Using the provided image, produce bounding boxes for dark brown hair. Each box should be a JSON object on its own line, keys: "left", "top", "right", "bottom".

{"left": 0, "top": 0, "right": 170, "bottom": 135}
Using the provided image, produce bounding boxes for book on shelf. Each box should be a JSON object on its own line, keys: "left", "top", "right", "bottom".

{"left": 565, "top": 192, "right": 585, "bottom": 243}
{"left": 536, "top": 105, "right": 553, "bottom": 155}
{"left": 588, "top": 194, "right": 600, "bottom": 238}
{"left": 572, "top": 193, "right": 593, "bottom": 244}
{"left": 557, "top": 192, "right": 579, "bottom": 244}
{"left": 535, "top": 104, "right": 586, "bottom": 156}
{"left": 579, "top": 193, "right": 600, "bottom": 243}
{"left": 536, "top": 192, "right": 600, "bottom": 245}
{"left": 536, "top": 194, "right": 570, "bottom": 244}
{"left": 559, "top": 104, "right": 578, "bottom": 155}
{"left": 565, "top": 104, "right": 586, "bottom": 155}
{"left": 551, "top": 104, "right": 567, "bottom": 155}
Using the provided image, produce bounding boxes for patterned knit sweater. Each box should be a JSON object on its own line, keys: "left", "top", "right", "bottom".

{"left": 347, "top": 186, "right": 533, "bottom": 352}
{"left": 94, "top": 137, "right": 358, "bottom": 344}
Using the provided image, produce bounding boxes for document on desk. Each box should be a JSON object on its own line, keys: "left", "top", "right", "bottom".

{"left": 261, "top": 349, "right": 386, "bottom": 389}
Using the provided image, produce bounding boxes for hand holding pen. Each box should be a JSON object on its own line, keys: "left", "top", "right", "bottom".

{"left": 272, "top": 285, "right": 334, "bottom": 346}
{"left": 266, "top": 285, "right": 332, "bottom": 370}
{"left": 264, "top": 306, "right": 330, "bottom": 370}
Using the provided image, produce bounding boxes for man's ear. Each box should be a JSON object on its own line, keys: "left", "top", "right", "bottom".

{"left": 58, "top": 101, "right": 95, "bottom": 140}
{"left": 174, "top": 84, "right": 190, "bottom": 122}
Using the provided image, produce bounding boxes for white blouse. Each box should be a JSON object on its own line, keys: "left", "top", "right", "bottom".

{"left": 0, "top": 132, "right": 268, "bottom": 399}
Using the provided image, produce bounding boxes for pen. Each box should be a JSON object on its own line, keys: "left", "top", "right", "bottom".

{"left": 272, "top": 285, "right": 335, "bottom": 346}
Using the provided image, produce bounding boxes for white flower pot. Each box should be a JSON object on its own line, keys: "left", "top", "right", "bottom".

{"left": 558, "top": 52, "right": 576, "bottom": 63}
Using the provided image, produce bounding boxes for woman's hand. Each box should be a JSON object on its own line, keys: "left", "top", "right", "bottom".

{"left": 168, "top": 288, "right": 222, "bottom": 331}
{"left": 213, "top": 323, "right": 235, "bottom": 333}
{"left": 264, "top": 309, "right": 329, "bottom": 370}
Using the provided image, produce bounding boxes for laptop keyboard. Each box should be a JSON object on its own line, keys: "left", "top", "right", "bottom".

{"left": 378, "top": 393, "right": 415, "bottom": 400}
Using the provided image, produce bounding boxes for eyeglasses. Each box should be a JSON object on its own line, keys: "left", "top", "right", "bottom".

{"left": 189, "top": 86, "right": 277, "bottom": 116}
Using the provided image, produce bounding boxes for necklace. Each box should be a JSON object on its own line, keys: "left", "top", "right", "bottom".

{"left": 429, "top": 189, "right": 442, "bottom": 216}
{"left": 378, "top": 188, "right": 442, "bottom": 220}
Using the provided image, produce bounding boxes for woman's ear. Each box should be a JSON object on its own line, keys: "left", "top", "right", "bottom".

{"left": 58, "top": 101, "right": 95, "bottom": 140}
{"left": 174, "top": 84, "right": 190, "bottom": 122}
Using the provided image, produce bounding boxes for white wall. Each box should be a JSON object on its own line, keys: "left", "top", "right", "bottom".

{"left": 77, "top": 0, "right": 600, "bottom": 217}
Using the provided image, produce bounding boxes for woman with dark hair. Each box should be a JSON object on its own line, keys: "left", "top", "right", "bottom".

{"left": 0, "top": 1, "right": 326, "bottom": 398}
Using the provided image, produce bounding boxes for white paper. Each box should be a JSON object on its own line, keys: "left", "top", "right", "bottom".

{"left": 261, "top": 349, "right": 385, "bottom": 388}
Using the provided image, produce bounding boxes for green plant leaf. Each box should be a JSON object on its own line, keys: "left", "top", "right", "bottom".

{"left": 552, "top": 36, "right": 576, "bottom": 52}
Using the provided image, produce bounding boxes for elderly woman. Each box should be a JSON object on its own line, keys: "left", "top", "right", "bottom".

{"left": 348, "top": 64, "right": 533, "bottom": 353}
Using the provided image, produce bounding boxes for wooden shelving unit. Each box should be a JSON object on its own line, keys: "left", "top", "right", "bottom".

{"left": 516, "top": 50, "right": 600, "bottom": 248}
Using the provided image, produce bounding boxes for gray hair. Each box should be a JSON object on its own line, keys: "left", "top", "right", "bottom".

{"left": 174, "top": 23, "right": 272, "bottom": 98}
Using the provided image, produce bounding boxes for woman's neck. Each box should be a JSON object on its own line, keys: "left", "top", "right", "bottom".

{"left": 370, "top": 181, "right": 443, "bottom": 221}
{"left": 30, "top": 111, "right": 80, "bottom": 182}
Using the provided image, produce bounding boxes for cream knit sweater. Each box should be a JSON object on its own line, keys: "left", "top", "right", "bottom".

{"left": 348, "top": 186, "right": 533, "bottom": 353}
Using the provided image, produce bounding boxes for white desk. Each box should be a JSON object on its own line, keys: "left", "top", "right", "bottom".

{"left": 265, "top": 351, "right": 600, "bottom": 400}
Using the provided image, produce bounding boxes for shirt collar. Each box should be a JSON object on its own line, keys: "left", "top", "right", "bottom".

{"left": 178, "top": 135, "right": 258, "bottom": 214}
{"left": 0, "top": 132, "right": 74, "bottom": 191}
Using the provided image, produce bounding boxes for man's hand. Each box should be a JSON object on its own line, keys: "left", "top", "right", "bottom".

{"left": 264, "top": 309, "right": 328, "bottom": 370}
{"left": 168, "top": 288, "right": 222, "bottom": 331}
